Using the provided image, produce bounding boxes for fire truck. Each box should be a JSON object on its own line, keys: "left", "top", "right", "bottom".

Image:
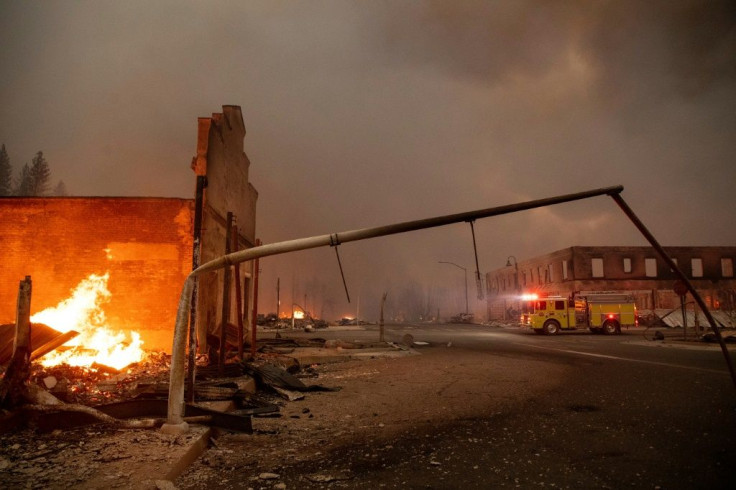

{"left": 521, "top": 293, "right": 638, "bottom": 335}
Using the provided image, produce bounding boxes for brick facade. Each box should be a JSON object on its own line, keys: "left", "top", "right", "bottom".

{"left": 0, "top": 197, "right": 193, "bottom": 350}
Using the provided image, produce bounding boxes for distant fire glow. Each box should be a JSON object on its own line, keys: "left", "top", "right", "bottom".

{"left": 293, "top": 310, "right": 305, "bottom": 319}
{"left": 30, "top": 272, "right": 145, "bottom": 370}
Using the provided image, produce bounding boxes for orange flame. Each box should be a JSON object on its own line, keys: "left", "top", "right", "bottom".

{"left": 293, "top": 310, "right": 305, "bottom": 319}
{"left": 30, "top": 272, "right": 145, "bottom": 370}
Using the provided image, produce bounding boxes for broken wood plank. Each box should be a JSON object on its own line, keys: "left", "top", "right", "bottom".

{"left": 272, "top": 386, "right": 305, "bottom": 401}
{"left": 30, "top": 330, "right": 79, "bottom": 361}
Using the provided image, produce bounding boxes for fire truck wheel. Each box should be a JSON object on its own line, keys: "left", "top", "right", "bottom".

{"left": 602, "top": 320, "right": 620, "bottom": 335}
{"left": 543, "top": 320, "right": 560, "bottom": 335}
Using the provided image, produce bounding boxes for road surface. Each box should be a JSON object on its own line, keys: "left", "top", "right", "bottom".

{"left": 178, "top": 323, "right": 736, "bottom": 489}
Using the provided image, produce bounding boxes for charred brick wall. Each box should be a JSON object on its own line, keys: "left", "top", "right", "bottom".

{"left": 0, "top": 197, "right": 193, "bottom": 350}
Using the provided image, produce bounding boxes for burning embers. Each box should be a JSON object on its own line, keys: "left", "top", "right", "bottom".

{"left": 30, "top": 273, "right": 145, "bottom": 371}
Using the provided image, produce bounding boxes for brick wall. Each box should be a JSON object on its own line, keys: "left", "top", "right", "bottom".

{"left": 0, "top": 197, "right": 193, "bottom": 350}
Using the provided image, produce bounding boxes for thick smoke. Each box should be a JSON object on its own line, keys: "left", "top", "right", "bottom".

{"left": 1, "top": 1, "right": 734, "bottom": 321}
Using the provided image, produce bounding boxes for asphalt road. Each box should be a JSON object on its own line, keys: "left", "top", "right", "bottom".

{"left": 297, "top": 324, "right": 735, "bottom": 489}
{"left": 183, "top": 323, "right": 736, "bottom": 489}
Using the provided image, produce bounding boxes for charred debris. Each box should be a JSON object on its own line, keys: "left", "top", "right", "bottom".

{"left": 1, "top": 333, "right": 356, "bottom": 436}
{"left": 0, "top": 276, "right": 376, "bottom": 437}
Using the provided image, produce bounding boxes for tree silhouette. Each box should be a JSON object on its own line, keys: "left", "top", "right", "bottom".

{"left": 28, "top": 151, "right": 51, "bottom": 196}
{"left": 15, "top": 163, "right": 32, "bottom": 196}
{"left": 0, "top": 144, "right": 11, "bottom": 196}
{"left": 53, "top": 180, "right": 68, "bottom": 196}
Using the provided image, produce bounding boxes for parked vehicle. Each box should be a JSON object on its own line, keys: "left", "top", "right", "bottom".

{"left": 450, "top": 312, "right": 475, "bottom": 324}
{"left": 522, "top": 293, "right": 638, "bottom": 335}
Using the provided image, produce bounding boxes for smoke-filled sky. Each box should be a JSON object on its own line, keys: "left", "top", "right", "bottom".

{"left": 2, "top": 1, "right": 735, "bottom": 321}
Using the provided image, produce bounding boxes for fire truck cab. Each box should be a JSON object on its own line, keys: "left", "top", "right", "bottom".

{"left": 523, "top": 293, "right": 637, "bottom": 335}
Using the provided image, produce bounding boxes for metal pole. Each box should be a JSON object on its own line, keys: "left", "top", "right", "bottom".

{"left": 681, "top": 294, "right": 687, "bottom": 341}
{"left": 609, "top": 193, "right": 736, "bottom": 389}
{"left": 379, "top": 292, "right": 388, "bottom": 342}
{"left": 469, "top": 221, "right": 484, "bottom": 300}
{"left": 186, "top": 175, "right": 205, "bottom": 403}
{"left": 439, "top": 261, "right": 468, "bottom": 315}
{"left": 250, "top": 239, "right": 261, "bottom": 357}
{"left": 464, "top": 269, "right": 468, "bottom": 314}
{"left": 231, "top": 225, "right": 244, "bottom": 360}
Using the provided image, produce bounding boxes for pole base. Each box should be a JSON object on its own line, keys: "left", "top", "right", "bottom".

{"left": 160, "top": 421, "right": 189, "bottom": 435}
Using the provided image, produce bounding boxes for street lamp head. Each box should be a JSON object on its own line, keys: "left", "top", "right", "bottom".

{"left": 439, "top": 260, "right": 466, "bottom": 271}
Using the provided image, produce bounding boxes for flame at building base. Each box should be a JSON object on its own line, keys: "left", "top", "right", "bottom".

{"left": 30, "top": 272, "right": 145, "bottom": 371}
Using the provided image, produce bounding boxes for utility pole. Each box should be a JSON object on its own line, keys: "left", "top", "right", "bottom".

{"left": 379, "top": 292, "right": 388, "bottom": 342}
{"left": 276, "top": 277, "right": 280, "bottom": 317}
{"left": 439, "top": 261, "right": 468, "bottom": 315}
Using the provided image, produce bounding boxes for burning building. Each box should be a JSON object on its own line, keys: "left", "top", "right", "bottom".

{"left": 0, "top": 105, "right": 258, "bottom": 366}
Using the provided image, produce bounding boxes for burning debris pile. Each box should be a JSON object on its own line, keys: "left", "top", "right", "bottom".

{"left": 1, "top": 274, "right": 247, "bottom": 432}
{"left": 3, "top": 281, "right": 341, "bottom": 432}
{"left": 30, "top": 272, "right": 145, "bottom": 371}
{"left": 0, "top": 273, "right": 161, "bottom": 427}
{"left": 25, "top": 351, "right": 173, "bottom": 406}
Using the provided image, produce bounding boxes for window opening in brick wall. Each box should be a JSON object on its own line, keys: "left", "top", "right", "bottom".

{"left": 591, "top": 258, "right": 604, "bottom": 278}
{"left": 548, "top": 264, "right": 554, "bottom": 282}
{"left": 623, "top": 257, "right": 632, "bottom": 273}
{"left": 562, "top": 260, "right": 568, "bottom": 280}
{"left": 645, "top": 258, "right": 657, "bottom": 277}
{"left": 691, "top": 258, "right": 703, "bottom": 278}
{"left": 722, "top": 258, "right": 734, "bottom": 278}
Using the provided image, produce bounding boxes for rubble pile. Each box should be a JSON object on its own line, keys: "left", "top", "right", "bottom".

{"left": 25, "top": 351, "right": 173, "bottom": 406}
{"left": 0, "top": 331, "right": 407, "bottom": 488}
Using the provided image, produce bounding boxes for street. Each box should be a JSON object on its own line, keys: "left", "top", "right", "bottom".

{"left": 178, "top": 323, "right": 736, "bottom": 489}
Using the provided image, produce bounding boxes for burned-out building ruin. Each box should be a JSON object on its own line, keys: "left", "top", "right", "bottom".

{"left": 0, "top": 105, "right": 258, "bottom": 358}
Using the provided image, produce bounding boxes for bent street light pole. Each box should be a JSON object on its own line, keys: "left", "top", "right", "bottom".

{"left": 163, "top": 185, "right": 623, "bottom": 430}
{"left": 163, "top": 184, "right": 734, "bottom": 430}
